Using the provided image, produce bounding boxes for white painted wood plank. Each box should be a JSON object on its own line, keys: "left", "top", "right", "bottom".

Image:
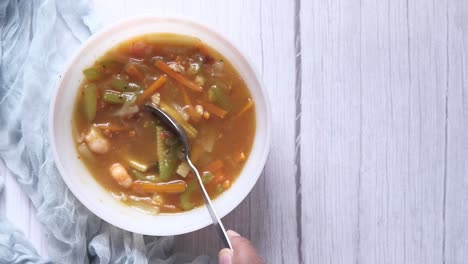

{"left": 299, "top": 0, "right": 362, "bottom": 262}
{"left": 359, "top": 0, "right": 447, "bottom": 263}
{"left": 300, "top": 0, "right": 448, "bottom": 263}
{"left": 445, "top": 0, "right": 468, "bottom": 263}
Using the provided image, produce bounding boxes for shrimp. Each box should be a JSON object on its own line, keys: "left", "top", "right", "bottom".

{"left": 84, "top": 127, "right": 110, "bottom": 154}
{"left": 109, "top": 163, "right": 133, "bottom": 188}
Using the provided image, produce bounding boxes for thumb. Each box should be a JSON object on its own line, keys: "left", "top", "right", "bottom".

{"left": 226, "top": 230, "right": 264, "bottom": 264}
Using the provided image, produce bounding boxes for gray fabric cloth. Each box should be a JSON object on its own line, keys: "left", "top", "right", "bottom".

{"left": 0, "top": 0, "right": 211, "bottom": 263}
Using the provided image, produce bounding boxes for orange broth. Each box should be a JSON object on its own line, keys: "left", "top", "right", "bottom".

{"left": 72, "top": 34, "right": 255, "bottom": 213}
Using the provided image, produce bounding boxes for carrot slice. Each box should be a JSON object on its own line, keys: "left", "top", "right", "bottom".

{"left": 200, "top": 101, "right": 228, "bottom": 119}
{"left": 125, "top": 64, "right": 145, "bottom": 81}
{"left": 155, "top": 60, "right": 203, "bottom": 92}
{"left": 233, "top": 99, "right": 254, "bottom": 120}
{"left": 137, "top": 75, "right": 167, "bottom": 105}
{"left": 203, "top": 159, "right": 224, "bottom": 173}
{"left": 182, "top": 88, "right": 193, "bottom": 106}
{"left": 132, "top": 180, "right": 186, "bottom": 194}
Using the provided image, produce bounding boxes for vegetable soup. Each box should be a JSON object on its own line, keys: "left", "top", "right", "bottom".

{"left": 73, "top": 34, "right": 255, "bottom": 214}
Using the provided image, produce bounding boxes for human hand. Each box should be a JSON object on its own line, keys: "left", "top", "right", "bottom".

{"left": 218, "top": 230, "right": 264, "bottom": 264}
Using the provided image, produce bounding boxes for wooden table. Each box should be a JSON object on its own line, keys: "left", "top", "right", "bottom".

{"left": 2, "top": 0, "right": 468, "bottom": 263}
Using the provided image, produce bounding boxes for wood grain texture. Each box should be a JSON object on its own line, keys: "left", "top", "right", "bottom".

{"left": 3, "top": 0, "right": 468, "bottom": 263}
{"left": 445, "top": 1, "right": 468, "bottom": 263}
{"left": 300, "top": 0, "right": 362, "bottom": 262}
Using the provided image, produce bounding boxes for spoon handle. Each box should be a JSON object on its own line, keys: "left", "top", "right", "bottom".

{"left": 186, "top": 159, "right": 233, "bottom": 250}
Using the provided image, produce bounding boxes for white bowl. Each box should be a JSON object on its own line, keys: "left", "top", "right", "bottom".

{"left": 49, "top": 17, "right": 271, "bottom": 236}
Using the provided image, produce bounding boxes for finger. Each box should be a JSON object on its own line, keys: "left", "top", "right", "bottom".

{"left": 227, "top": 230, "right": 264, "bottom": 264}
{"left": 219, "top": 248, "right": 234, "bottom": 264}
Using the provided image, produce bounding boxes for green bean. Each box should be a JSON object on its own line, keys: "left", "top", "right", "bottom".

{"left": 157, "top": 127, "right": 180, "bottom": 180}
{"left": 82, "top": 83, "right": 97, "bottom": 122}
{"left": 102, "top": 90, "right": 134, "bottom": 104}
{"left": 111, "top": 76, "right": 141, "bottom": 91}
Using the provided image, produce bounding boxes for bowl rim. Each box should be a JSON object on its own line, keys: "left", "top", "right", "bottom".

{"left": 49, "top": 15, "right": 271, "bottom": 236}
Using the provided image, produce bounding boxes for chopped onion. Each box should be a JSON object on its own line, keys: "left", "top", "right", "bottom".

{"left": 195, "top": 105, "right": 204, "bottom": 115}
{"left": 176, "top": 162, "right": 191, "bottom": 178}
{"left": 201, "top": 134, "right": 216, "bottom": 153}
{"left": 114, "top": 95, "right": 139, "bottom": 118}
{"left": 194, "top": 75, "right": 205, "bottom": 86}
{"left": 212, "top": 61, "right": 224, "bottom": 76}
{"left": 151, "top": 93, "right": 161, "bottom": 105}
{"left": 152, "top": 194, "right": 164, "bottom": 205}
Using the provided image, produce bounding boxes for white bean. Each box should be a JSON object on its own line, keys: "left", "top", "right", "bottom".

{"left": 109, "top": 163, "right": 133, "bottom": 188}
{"left": 84, "top": 127, "right": 110, "bottom": 154}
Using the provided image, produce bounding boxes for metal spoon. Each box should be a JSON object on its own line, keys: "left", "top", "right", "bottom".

{"left": 144, "top": 103, "right": 233, "bottom": 250}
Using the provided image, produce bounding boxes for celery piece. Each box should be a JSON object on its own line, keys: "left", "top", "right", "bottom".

{"left": 82, "top": 83, "right": 97, "bottom": 122}
{"left": 179, "top": 172, "right": 213, "bottom": 210}
{"left": 83, "top": 67, "right": 102, "bottom": 81}
{"left": 180, "top": 181, "right": 197, "bottom": 210}
{"left": 210, "top": 85, "right": 232, "bottom": 111}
